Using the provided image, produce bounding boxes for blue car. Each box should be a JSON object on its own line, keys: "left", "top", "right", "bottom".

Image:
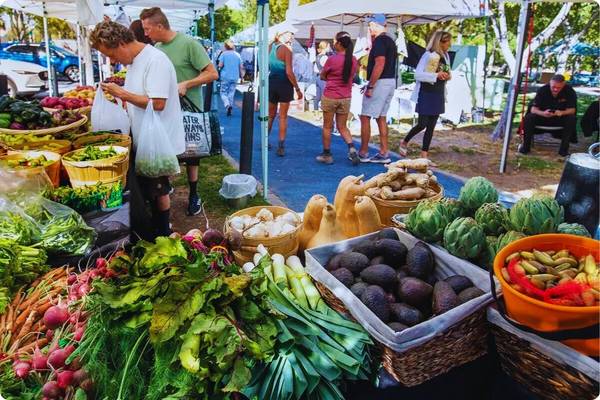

{"left": 0, "top": 42, "right": 97, "bottom": 82}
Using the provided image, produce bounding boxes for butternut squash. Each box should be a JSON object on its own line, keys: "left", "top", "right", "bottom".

{"left": 355, "top": 196, "right": 384, "bottom": 235}
{"left": 307, "top": 203, "right": 346, "bottom": 249}
{"left": 298, "top": 194, "right": 327, "bottom": 252}
{"left": 333, "top": 175, "right": 366, "bottom": 238}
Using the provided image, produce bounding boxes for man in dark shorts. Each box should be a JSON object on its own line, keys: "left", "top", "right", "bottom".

{"left": 142, "top": 7, "right": 219, "bottom": 216}
{"left": 519, "top": 74, "right": 577, "bottom": 158}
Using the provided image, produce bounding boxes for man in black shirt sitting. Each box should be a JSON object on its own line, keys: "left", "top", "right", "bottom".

{"left": 518, "top": 74, "right": 577, "bottom": 158}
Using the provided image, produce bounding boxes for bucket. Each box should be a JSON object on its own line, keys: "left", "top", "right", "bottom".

{"left": 219, "top": 174, "right": 257, "bottom": 209}
{"left": 1, "top": 150, "right": 61, "bottom": 187}
{"left": 493, "top": 234, "right": 600, "bottom": 355}
{"left": 370, "top": 182, "right": 443, "bottom": 225}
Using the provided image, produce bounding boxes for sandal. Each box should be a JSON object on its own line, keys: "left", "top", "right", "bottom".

{"left": 398, "top": 142, "right": 408, "bottom": 157}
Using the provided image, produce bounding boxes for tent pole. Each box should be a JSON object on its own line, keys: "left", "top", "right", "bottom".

{"left": 257, "top": 0, "right": 269, "bottom": 199}
{"left": 42, "top": 2, "right": 54, "bottom": 97}
{"left": 76, "top": 24, "right": 84, "bottom": 86}
{"left": 499, "top": 0, "right": 531, "bottom": 173}
{"left": 209, "top": 1, "right": 219, "bottom": 111}
{"left": 482, "top": 13, "right": 489, "bottom": 121}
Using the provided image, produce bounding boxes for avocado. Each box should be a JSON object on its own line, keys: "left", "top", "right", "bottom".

{"left": 385, "top": 292, "right": 397, "bottom": 304}
{"left": 458, "top": 286, "right": 484, "bottom": 303}
{"left": 387, "top": 322, "right": 408, "bottom": 332}
{"left": 396, "top": 269, "right": 408, "bottom": 282}
{"left": 406, "top": 241, "right": 435, "bottom": 279}
{"left": 326, "top": 252, "right": 345, "bottom": 271}
{"left": 360, "top": 285, "right": 390, "bottom": 322}
{"left": 397, "top": 277, "right": 433, "bottom": 307}
{"left": 350, "top": 282, "right": 368, "bottom": 298}
{"left": 432, "top": 281, "right": 461, "bottom": 315}
{"left": 331, "top": 268, "right": 354, "bottom": 288}
{"left": 360, "top": 264, "right": 397, "bottom": 290}
{"left": 425, "top": 275, "right": 438, "bottom": 287}
{"left": 389, "top": 303, "right": 424, "bottom": 326}
{"left": 416, "top": 302, "right": 433, "bottom": 319}
{"left": 369, "top": 255, "right": 386, "bottom": 266}
{"left": 353, "top": 240, "right": 378, "bottom": 259}
{"left": 374, "top": 239, "right": 408, "bottom": 268}
{"left": 339, "top": 252, "right": 370, "bottom": 275}
{"left": 444, "top": 275, "right": 474, "bottom": 294}
{"left": 377, "top": 228, "right": 399, "bottom": 241}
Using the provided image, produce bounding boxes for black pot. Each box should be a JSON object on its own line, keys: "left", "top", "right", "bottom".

{"left": 555, "top": 143, "right": 600, "bottom": 236}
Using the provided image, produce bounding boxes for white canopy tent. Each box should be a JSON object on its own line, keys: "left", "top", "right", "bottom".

{"left": 286, "top": 0, "right": 489, "bottom": 39}
{"left": 0, "top": 0, "right": 104, "bottom": 93}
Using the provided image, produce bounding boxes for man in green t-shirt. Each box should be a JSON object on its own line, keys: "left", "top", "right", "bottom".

{"left": 141, "top": 7, "right": 219, "bottom": 216}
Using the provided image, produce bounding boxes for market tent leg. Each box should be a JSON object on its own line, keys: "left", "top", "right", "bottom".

{"left": 209, "top": 1, "right": 219, "bottom": 112}
{"left": 42, "top": 2, "right": 55, "bottom": 97}
{"left": 499, "top": 0, "right": 531, "bottom": 173}
{"left": 257, "top": 0, "right": 269, "bottom": 199}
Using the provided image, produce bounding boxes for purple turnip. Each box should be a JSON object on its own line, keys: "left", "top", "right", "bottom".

{"left": 71, "top": 369, "right": 88, "bottom": 386}
{"left": 201, "top": 228, "right": 225, "bottom": 248}
{"left": 32, "top": 347, "right": 49, "bottom": 371}
{"left": 48, "top": 348, "right": 69, "bottom": 369}
{"left": 12, "top": 360, "right": 31, "bottom": 378}
{"left": 57, "top": 370, "right": 75, "bottom": 388}
{"left": 42, "top": 381, "right": 62, "bottom": 398}
{"left": 43, "top": 305, "right": 70, "bottom": 330}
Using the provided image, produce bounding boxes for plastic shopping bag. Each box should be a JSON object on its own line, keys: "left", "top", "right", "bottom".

{"left": 90, "top": 86, "right": 130, "bottom": 134}
{"left": 135, "top": 101, "right": 181, "bottom": 178}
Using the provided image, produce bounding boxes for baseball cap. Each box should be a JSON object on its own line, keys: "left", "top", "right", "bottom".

{"left": 366, "top": 14, "right": 386, "bottom": 25}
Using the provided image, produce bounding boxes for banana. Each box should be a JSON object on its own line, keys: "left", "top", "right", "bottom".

{"left": 531, "top": 274, "right": 558, "bottom": 282}
{"left": 553, "top": 257, "right": 578, "bottom": 267}
{"left": 533, "top": 249, "right": 555, "bottom": 265}
{"left": 575, "top": 272, "right": 588, "bottom": 285}
{"left": 505, "top": 252, "right": 520, "bottom": 263}
{"left": 584, "top": 255, "right": 598, "bottom": 276}
{"left": 520, "top": 251, "right": 535, "bottom": 260}
{"left": 552, "top": 250, "right": 570, "bottom": 260}
{"left": 520, "top": 260, "right": 539, "bottom": 274}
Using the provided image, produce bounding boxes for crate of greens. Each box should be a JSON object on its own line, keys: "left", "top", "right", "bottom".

{"left": 0, "top": 150, "right": 61, "bottom": 187}
{"left": 62, "top": 145, "right": 128, "bottom": 188}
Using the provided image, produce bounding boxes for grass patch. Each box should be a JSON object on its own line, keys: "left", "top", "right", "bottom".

{"left": 449, "top": 145, "right": 476, "bottom": 155}
{"left": 174, "top": 155, "right": 269, "bottom": 217}
{"left": 435, "top": 162, "right": 462, "bottom": 173}
{"left": 513, "top": 155, "right": 559, "bottom": 172}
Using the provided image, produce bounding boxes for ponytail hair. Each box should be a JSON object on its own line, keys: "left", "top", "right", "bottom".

{"left": 336, "top": 31, "right": 354, "bottom": 83}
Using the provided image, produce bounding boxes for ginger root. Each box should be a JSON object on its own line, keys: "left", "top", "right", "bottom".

{"left": 387, "top": 158, "right": 431, "bottom": 172}
{"left": 365, "top": 168, "right": 406, "bottom": 189}
{"left": 381, "top": 186, "right": 426, "bottom": 200}
{"left": 405, "top": 173, "right": 437, "bottom": 188}
{"left": 366, "top": 187, "right": 383, "bottom": 198}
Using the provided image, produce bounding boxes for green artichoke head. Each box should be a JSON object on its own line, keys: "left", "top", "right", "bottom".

{"left": 439, "top": 197, "right": 466, "bottom": 221}
{"left": 557, "top": 222, "right": 591, "bottom": 238}
{"left": 474, "top": 203, "right": 509, "bottom": 236}
{"left": 406, "top": 199, "right": 451, "bottom": 243}
{"left": 459, "top": 177, "right": 499, "bottom": 214}
{"left": 496, "top": 230, "right": 527, "bottom": 253}
{"left": 443, "top": 217, "right": 487, "bottom": 260}
{"left": 508, "top": 195, "right": 564, "bottom": 235}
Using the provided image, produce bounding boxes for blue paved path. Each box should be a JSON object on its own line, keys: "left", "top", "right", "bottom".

{"left": 218, "top": 91, "right": 515, "bottom": 211}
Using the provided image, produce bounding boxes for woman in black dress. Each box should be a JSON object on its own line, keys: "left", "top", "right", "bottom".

{"left": 399, "top": 31, "right": 452, "bottom": 162}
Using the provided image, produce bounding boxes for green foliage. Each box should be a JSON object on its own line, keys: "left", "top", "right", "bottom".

{"left": 196, "top": 6, "right": 244, "bottom": 42}
{"left": 239, "top": 0, "right": 314, "bottom": 26}
{"left": 0, "top": 8, "right": 74, "bottom": 41}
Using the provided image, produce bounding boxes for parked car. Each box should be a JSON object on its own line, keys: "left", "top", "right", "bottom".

{"left": 0, "top": 59, "right": 47, "bottom": 96}
{"left": 0, "top": 42, "right": 97, "bottom": 82}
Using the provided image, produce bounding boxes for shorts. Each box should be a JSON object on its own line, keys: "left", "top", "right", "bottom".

{"left": 269, "top": 75, "right": 294, "bottom": 104}
{"left": 321, "top": 96, "right": 351, "bottom": 114}
{"left": 137, "top": 175, "right": 172, "bottom": 201}
{"left": 361, "top": 78, "right": 396, "bottom": 118}
{"left": 177, "top": 155, "right": 200, "bottom": 166}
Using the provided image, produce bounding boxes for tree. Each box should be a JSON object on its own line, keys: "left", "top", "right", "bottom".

{"left": 0, "top": 8, "right": 31, "bottom": 42}
{"left": 0, "top": 8, "right": 75, "bottom": 42}
{"left": 197, "top": 6, "right": 244, "bottom": 42}
{"left": 240, "top": 0, "right": 313, "bottom": 26}
{"left": 553, "top": 10, "right": 598, "bottom": 73}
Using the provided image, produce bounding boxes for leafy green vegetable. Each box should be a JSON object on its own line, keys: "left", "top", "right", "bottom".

{"left": 63, "top": 145, "right": 118, "bottom": 161}
{"left": 0, "top": 209, "right": 40, "bottom": 245}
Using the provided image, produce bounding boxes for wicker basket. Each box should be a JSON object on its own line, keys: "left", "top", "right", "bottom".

{"left": 72, "top": 133, "right": 131, "bottom": 151}
{"left": 0, "top": 115, "right": 88, "bottom": 136}
{"left": 489, "top": 306, "right": 599, "bottom": 400}
{"left": 370, "top": 182, "right": 444, "bottom": 225}
{"left": 44, "top": 105, "right": 92, "bottom": 118}
{"left": 224, "top": 206, "right": 302, "bottom": 265}
{"left": 1, "top": 150, "right": 61, "bottom": 187}
{"left": 62, "top": 145, "right": 129, "bottom": 188}
{"left": 306, "top": 229, "right": 494, "bottom": 387}
{"left": 13, "top": 140, "right": 72, "bottom": 155}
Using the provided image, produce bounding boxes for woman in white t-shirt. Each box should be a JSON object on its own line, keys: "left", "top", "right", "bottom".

{"left": 90, "top": 21, "right": 184, "bottom": 238}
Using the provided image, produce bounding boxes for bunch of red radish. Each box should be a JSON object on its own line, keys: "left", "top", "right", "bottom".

{"left": 11, "top": 257, "right": 118, "bottom": 399}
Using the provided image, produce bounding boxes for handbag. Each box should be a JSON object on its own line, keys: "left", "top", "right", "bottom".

{"left": 180, "top": 95, "right": 222, "bottom": 159}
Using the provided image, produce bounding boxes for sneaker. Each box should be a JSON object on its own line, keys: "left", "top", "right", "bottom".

{"left": 168, "top": 186, "right": 175, "bottom": 195}
{"left": 187, "top": 196, "right": 202, "bottom": 216}
{"left": 398, "top": 142, "right": 408, "bottom": 157}
{"left": 332, "top": 129, "right": 341, "bottom": 137}
{"left": 276, "top": 146, "right": 285, "bottom": 157}
{"left": 370, "top": 153, "right": 391, "bottom": 164}
{"left": 227, "top": 106, "right": 232, "bottom": 116}
{"left": 348, "top": 148, "right": 359, "bottom": 166}
{"left": 316, "top": 152, "right": 334, "bottom": 164}
{"left": 517, "top": 144, "right": 529, "bottom": 155}
{"left": 358, "top": 152, "right": 371, "bottom": 163}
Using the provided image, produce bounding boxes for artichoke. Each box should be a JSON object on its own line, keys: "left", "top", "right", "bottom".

{"left": 459, "top": 177, "right": 499, "bottom": 214}
{"left": 557, "top": 222, "right": 591, "bottom": 238}
{"left": 496, "top": 231, "right": 527, "bottom": 253}
{"left": 474, "top": 203, "right": 508, "bottom": 236}
{"left": 479, "top": 236, "right": 499, "bottom": 269}
{"left": 443, "top": 217, "right": 487, "bottom": 260}
{"left": 406, "top": 199, "right": 451, "bottom": 243}
{"left": 508, "top": 195, "right": 564, "bottom": 235}
{"left": 439, "top": 198, "right": 465, "bottom": 221}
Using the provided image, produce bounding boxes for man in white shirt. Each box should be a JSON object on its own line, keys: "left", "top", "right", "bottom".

{"left": 90, "top": 21, "right": 185, "bottom": 237}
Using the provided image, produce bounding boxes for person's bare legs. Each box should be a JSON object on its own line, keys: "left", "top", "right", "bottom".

{"left": 335, "top": 113, "right": 353, "bottom": 145}
{"left": 186, "top": 165, "right": 198, "bottom": 184}
{"left": 268, "top": 102, "right": 277, "bottom": 134}
{"left": 376, "top": 116, "right": 389, "bottom": 155}
{"left": 278, "top": 102, "right": 290, "bottom": 142}
{"left": 322, "top": 110, "right": 334, "bottom": 150}
{"left": 359, "top": 115, "right": 371, "bottom": 155}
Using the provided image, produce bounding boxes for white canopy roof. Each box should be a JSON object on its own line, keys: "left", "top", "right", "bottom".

{"left": 104, "top": 0, "right": 227, "bottom": 32}
{"left": 0, "top": 0, "right": 104, "bottom": 25}
{"left": 286, "top": 0, "right": 489, "bottom": 38}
